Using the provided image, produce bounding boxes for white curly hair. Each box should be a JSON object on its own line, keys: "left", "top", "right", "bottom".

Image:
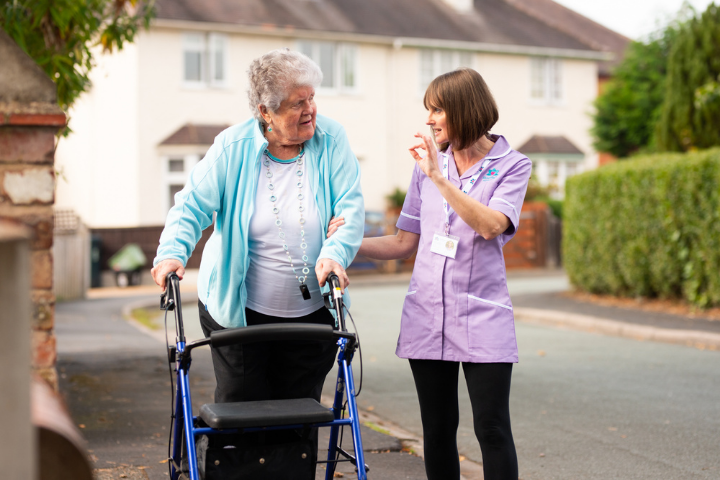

{"left": 247, "top": 48, "right": 323, "bottom": 125}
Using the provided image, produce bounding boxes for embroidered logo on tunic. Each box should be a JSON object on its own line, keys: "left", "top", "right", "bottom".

{"left": 482, "top": 168, "right": 499, "bottom": 181}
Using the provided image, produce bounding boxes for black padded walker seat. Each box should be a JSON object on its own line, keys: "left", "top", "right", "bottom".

{"left": 199, "top": 398, "right": 335, "bottom": 429}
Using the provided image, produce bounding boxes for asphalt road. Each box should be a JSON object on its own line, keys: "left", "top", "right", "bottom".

{"left": 58, "top": 274, "right": 720, "bottom": 479}
{"left": 335, "top": 278, "right": 720, "bottom": 479}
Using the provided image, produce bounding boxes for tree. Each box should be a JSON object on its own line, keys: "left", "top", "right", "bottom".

{"left": 656, "top": 3, "right": 720, "bottom": 152}
{"left": 590, "top": 29, "right": 676, "bottom": 158}
{"left": 0, "top": 0, "right": 154, "bottom": 112}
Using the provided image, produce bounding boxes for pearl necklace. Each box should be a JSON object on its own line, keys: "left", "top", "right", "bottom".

{"left": 263, "top": 150, "right": 312, "bottom": 300}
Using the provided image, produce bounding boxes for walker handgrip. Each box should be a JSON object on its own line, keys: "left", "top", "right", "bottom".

{"left": 327, "top": 272, "right": 341, "bottom": 293}
{"left": 210, "top": 323, "right": 336, "bottom": 348}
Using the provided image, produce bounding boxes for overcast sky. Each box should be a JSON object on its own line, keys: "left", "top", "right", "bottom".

{"left": 552, "top": 0, "right": 715, "bottom": 39}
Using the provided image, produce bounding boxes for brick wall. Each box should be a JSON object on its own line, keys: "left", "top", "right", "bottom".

{"left": 0, "top": 108, "right": 66, "bottom": 388}
{"left": 502, "top": 201, "right": 549, "bottom": 269}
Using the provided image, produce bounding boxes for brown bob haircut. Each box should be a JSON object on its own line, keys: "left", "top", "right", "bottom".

{"left": 423, "top": 68, "right": 499, "bottom": 151}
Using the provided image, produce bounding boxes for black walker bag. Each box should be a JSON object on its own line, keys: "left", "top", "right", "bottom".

{"left": 197, "top": 430, "right": 316, "bottom": 480}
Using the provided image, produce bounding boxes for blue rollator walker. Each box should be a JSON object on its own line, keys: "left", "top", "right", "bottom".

{"left": 161, "top": 272, "right": 368, "bottom": 479}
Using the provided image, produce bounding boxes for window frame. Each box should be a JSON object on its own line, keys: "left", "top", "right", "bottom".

{"left": 208, "top": 33, "right": 229, "bottom": 88}
{"left": 182, "top": 32, "right": 229, "bottom": 90}
{"left": 182, "top": 33, "right": 206, "bottom": 88}
{"left": 418, "top": 49, "right": 475, "bottom": 96}
{"left": 296, "top": 40, "right": 359, "bottom": 95}
{"left": 529, "top": 56, "right": 564, "bottom": 106}
{"left": 162, "top": 154, "right": 201, "bottom": 214}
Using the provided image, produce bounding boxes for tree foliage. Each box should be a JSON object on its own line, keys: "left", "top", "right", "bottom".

{"left": 656, "top": 3, "right": 720, "bottom": 151}
{"left": 0, "top": 0, "right": 154, "bottom": 112}
{"left": 590, "top": 29, "right": 676, "bottom": 158}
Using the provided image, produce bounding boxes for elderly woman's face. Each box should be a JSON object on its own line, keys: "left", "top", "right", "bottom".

{"left": 267, "top": 86, "right": 317, "bottom": 145}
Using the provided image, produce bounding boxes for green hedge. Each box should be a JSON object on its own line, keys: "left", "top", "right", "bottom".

{"left": 564, "top": 148, "right": 720, "bottom": 307}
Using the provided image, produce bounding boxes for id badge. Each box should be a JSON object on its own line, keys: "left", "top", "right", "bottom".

{"left": 430, "top": 233, "right": 460, "bottom": 259}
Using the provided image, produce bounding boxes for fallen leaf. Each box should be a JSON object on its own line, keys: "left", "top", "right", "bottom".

{"left": 539, "top": 453, "right": 545, "bottom": 458}
{"left": 159, "top": 459, "right": 169, "bottom": 464}
{"left": 459, "top": 455, "right": 466, "bottom": 461}
{"left": 537, "top": 350, "right": 546, "bottom": 357}
{"left": 78, "top": 424, "right": 86, "bottom": 429}
{"left": 366, "top": 406, "right": 375, "bottom": 411}
{"left": 621, "top": 435, "right": 627, "bottom": 439}
{"left": 333, "top": 472, "right": 345, "bottom": 478}
{"left": 608, "top": 427, "right": 617, "bottom": 431}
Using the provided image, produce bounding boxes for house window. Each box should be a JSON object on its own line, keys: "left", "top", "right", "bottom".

{"left": 168, "top": 158, "right": 184, "bottom": 172}
{"left": 297, "top": 41, "right": 358, "bottom": 92}
{"left": 183, "top": 32, "right": 228, "bottom": 87}
{"left": 164, "top": 155, "right": 200, "bottom": 213}
{"left": 168, "top": 184, "right": 184, "bottom": 210}
{"left": 419, "top": 49, "right": 474, "bottom": 93}
{"left": 530, "top": 57, "right": 563, "bottom": 104}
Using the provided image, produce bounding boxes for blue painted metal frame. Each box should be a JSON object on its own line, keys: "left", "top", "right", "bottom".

{"left": 166, "top": 283, "right": 368, "bottom": 480}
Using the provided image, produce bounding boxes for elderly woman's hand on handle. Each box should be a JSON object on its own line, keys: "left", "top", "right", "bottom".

{"left": 315, "top": 258, "right": 349, "bottom": 293}
{"left": 151, "top": 259, "right": 185, "bottom": 290}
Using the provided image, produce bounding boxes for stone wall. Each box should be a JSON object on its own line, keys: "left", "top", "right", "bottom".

{"left": 1, "top": 30, "right": 66, "bottom": 388}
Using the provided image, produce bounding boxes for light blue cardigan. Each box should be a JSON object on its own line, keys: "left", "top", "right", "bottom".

{"left": 154, "top": 115, "right": 365, "bottom": 328}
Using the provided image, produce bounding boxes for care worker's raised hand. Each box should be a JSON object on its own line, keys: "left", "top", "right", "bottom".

{"left": 409, "top": 133, "right": 441, "bottom": 181}
{"left": 315, "top": 257, "right": 350, "bottom": 293}
{"left": 151, "top": 258, "right": 185, "bottom": 290}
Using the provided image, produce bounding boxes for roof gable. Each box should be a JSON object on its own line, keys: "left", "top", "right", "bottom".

{"left": 160, "top": 124, "right": 230, "bottom": 146}
{"left": 518, "top": 135, "right": 583, "bottom": 155}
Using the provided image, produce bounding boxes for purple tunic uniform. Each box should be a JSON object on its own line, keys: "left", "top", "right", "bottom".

{"left": 395, "top": 135, "right": 532, "bottom": 363}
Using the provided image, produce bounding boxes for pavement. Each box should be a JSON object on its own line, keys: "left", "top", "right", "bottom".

{"left": 57, "top": 268, "right": 720, "bottom": 480}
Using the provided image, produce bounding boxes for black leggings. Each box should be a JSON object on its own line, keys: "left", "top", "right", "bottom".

{"left": 409, "top": 359, "right": 518, "bottom": 480}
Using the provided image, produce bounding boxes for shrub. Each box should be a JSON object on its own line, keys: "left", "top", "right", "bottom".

{"left": 563, "top": 148, "right": 720, "bottom": 307}
{"left": 385, "top": 187, "right": 407, "bottom": 209}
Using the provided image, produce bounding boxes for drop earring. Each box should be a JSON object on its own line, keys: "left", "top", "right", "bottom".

{"left": 268, "top": 126, "right": 273, "bottom": 132}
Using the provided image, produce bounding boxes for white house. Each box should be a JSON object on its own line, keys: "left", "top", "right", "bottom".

{"left": 55, "top": 0, "right": 626, "bottom": 227}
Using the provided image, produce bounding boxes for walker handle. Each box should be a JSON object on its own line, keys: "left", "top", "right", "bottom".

{"left": 160, "top": 272, "right": 184, "bottom": 343}
{"left": 326, "top": 272, "right": 346, "bottom": 331}
{"left": 210, "top": 323, "right": 339, "bottom": 347}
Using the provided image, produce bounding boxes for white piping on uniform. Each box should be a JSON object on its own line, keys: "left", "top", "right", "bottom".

{"left": 483, "top": 146, "right": 512, "bottom": 161}
{"left": 492, "top": 198, "right": 518, "bottom": 218}
{"left": 468, "top": 294, "right": 513, "bottom": 311}
{"left": 406, "top": 290, "right": 417, "bottom": 296}
{"left": 400, "top": 211, "right": 421, "bottom": 221}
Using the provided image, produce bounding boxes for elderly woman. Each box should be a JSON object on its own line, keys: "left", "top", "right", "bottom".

{"left": 330, "top": 68, "right": 530, "bottom": 480}
{"left": 151, "top": 48, "right": 364, "bottom": 472}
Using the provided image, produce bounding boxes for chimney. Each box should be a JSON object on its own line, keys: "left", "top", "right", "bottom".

{"left": 440, "top": 0, "right": 474, "bottom": 13}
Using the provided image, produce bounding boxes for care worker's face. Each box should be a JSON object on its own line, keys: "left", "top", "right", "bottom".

{"left": 427, "top": 106, "right": 449, "bottom": 145}
{"left": 262, "top": 85, "right": 317, "bottom": 146}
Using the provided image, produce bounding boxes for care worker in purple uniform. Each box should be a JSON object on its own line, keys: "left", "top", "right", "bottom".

{"left": 330, "top": 68, "right": 531, "bottom": 479}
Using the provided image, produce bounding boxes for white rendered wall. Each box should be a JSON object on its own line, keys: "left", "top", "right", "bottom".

{"left": 56, "top": 26, "right": 599, "bottom": 227}
{"left": 479, "top": 54, "right": 598, "bottom": 171}
{"left": 55, "top": 44, "right": 140, "bottom": 227}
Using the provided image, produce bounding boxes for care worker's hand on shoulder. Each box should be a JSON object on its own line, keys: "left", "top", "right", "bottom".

{"left": 151, "top": 259, "right": 185, "bottom": 290}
